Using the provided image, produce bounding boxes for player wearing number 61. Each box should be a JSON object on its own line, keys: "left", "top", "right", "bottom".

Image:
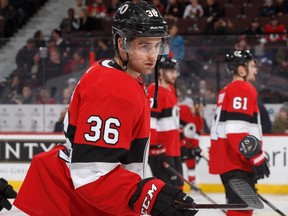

{"left": 209, "top": 50, "right": 270, "bottom": 216}
{"left": 14, "top": 1, "right": 198, "bottom": 216}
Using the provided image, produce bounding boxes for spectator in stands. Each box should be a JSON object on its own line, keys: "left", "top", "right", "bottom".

{"left": 183, "top": 0, "right": 203, "bottom": 20}
{"left": 152, "top": 0, "right": 165, "bottom": 16}
{"left": 204, "top": 16, "right": 234, "bottom": 34}
{"left": 234, "top": 35, "right": 250, "bottom": 51}
{"left": 107, "top": 0, "right": 120, "bottom": 18}
{"left": 34, "top": 87, "right": 57, "bottom": 104}
{"left": 63, "top": 49, "right": 87, "bottom": 74}
{"left": 51, "top": 28, "right": 70, "bottom": 59}
{"left": 15, "top": 38, "right": 37, "bottom": 74}
{"left": 263, "top": 15, "right": 287, "bottom": 43}
{"left": 169, "top": 24, "right": 185, "bottom": 63}
{"left": 0, "top": 0, "right": 17, "bottom": 37}
{"left": 87, "top": 0, "right": 107, "bottom": 19}
{"left": 258, "top": 98, "right": 272, "bottom": 133}
{"left": 33, "top": 30, "right": 46, "bottom": 48}
{"left": 59, "top": 8, "right": 78, "bottom": 34}
{"left": 12, "top": 85, "right": 35, "bottom": 104}
{"left": 76, "top": 7, "right": 94, "bottom": 32}
{"left": 274, "top": 0, "right": 288, "bottom": 16}
{"left": 164, "top": 0, "right": 185, "bottom": 20}
{"left": 30, "top": 52, "right": 43, "bottom": 87}
{"left": 274, "top": 39, "right": 288, "bottom": 77}
{"left": 272, "top": 102, "right": 288, "bottom": 133}
{"left": 203, "top": 0, "right": 223, "bottom": 22}
{"left": 45, "top": 49, "right": 63, "bottom": 80}
{"left": 244, "top": 17, "right": 263, "bottom": 35}
{"left": 67, "top": 77, "right": 77, "bottom": 92}
{"left": 53, "top": 107, "right": 67, "bottom": 132}
{"left": 0, "top": 74, "right": 22, "bottom": 104}
{"left": 58, "top": 87, "right": 73, "bottom": 104}
{"left": 95, "top": 39, "right": 113, "bottom": 60}
{"left": 260, "top": 0, "right": 277, "bottom": 17}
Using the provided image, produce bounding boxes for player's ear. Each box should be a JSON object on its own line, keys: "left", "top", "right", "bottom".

{"left": 238, "top": 65, "right": 247, "bottom": 77}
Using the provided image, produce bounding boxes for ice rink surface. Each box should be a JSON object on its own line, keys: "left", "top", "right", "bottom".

{"left": 3, "top": 192, "right": 288, "bottom": 216}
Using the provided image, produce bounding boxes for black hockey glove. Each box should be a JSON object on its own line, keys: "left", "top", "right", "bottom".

{"left": 0, "top": 178, "right": 17, "bottom": 211}
{"left": 151, "top": 183, "right": 198, "bottom": 216}
{"left": 192, "top": 146, "right": 202, "bottom": 158}
{"left": 239, "top": 135, "right": 270, "bottom": 181}
{"left": 129, "top": 178, "right": 198, "bottom": 216}
{"left": 180, "top": 146, "right": 189, "bottom": 161}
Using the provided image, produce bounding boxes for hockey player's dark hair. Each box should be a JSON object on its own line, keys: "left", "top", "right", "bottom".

{"left": 225, "top": 50, "right": 254, "bottom": 75}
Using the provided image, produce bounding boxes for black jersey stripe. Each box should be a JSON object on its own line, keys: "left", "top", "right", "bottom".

{"left": 220, "top": 111, "right": 258, "bottom": 123}
{"left": 71, "top": 137, "right": 149, "bottom": 163}
{"left": 151, "top": 108, "right": 173, "bottom": 118}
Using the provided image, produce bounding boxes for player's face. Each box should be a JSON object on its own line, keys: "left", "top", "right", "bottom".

{"left": 125, "top": 37, "right": 163, "bottom": 75}
{"left": 246, "top": 60, "right": 258, "bottom": 82}
{"left": 163, "top": 68, "right": 178, "bottom": 84}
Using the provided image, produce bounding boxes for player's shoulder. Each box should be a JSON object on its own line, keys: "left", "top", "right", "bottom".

{"left": 227, "top": 80, "right": 257, "bottom": 95}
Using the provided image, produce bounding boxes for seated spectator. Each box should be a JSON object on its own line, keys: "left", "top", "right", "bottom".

{"left": 95, "top": 39, "right": 114, "bottom": 60}
{"left": 76, "top": 7, "right": 95, "bottom": 32}
{"left": 152, "top": 0, "right": 165, "bottom": 16}
{"left": 164, "top": 0, "right": 185, "bottom": 21}
{"left": 0, "top": 74, "right": 22, "bottom": 104}
{"left": 263, "top": 15, "right": 287, "bottom": 43}
{"left": 203, "top": 0, "right": 223, "bottom": 22}
{"left": 260, "top": 0, "right": 277, "bottom": 17}
{"left": 244, "top": 17, "right": 263, "bottom": 35}
{"left": 63, "top": 49, "right": 87, "bottom": 74}
{"left": 274, "top": 0, "right": 288, "bottom": 16}
{"left": 33, "top": 30, "right": 46, "bottom": 48}
{"left": 54, "top": 107, "right": 67, "bottom": 132}
{"left": 59, "top": 8, "right": 78, "bottom": 34}
{"left": 67, "top": 77, "right": 77, "bottom": 92}
{"left": 169, "top": 24, "right": 185, "bottom": 63}
{"left": 34, "top": 87, "right": 57, "bottom": 104}
{"left": 0, "top": 0, "right": 17, "bottom": 37}
{"left": 204, "top": 16, "right": 234, "bottom": 34}
{"left": 234, "top": 35, "right": 250, "bottom": 51}
{"left": 30, "top": 52, "right": 43, "bottom": 87}
{"left": 87, "top": 0, "right": 107, "bottom": 19}
{"left": 51, "top": 28, "right": 70, "bottom": 59}
{"left": 106, "top": 0, "right": 120, "bottom": 18}
{"left": 58, "top": 87, "right": 73, "bottom": 104}
{"left": 272, "top": 103, "right": 288, "bottom": 134}
{"left": 45, "top": 49, "right": 63, "bottom": 80}
{"left": 13, "top": 85, "right": 35, "bottom": 104}
{"left": 274, "top": 39, "right": 288, "bottom": 77}
{"left": 15, "top": 38, "right": 37, "bottom": 74}
{"left": 183, "top": 0, "right": 203, "bottom": 20}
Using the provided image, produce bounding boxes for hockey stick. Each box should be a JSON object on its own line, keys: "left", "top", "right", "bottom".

{"left": 257, "top": 193, "right": 287, "bottom": 216}
{"left": 200, "top": 151, "right": 286, "bottom": 215}
{"left": 163, "top": 162, "right": 264, "bottom": 211}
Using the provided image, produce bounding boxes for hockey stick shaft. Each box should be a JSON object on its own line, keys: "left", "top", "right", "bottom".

{"left": 163, "top": 162, "right": 226, "bottom": 213}
{"left": 257, "top": 193, "right": 287, "bottom": 216}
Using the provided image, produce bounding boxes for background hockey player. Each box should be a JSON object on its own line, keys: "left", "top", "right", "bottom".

{"left": 14, "top": 1, "right": 198, "bottom": 216}
{"left": 148, "top": 55, "right": 185, "bottom": 189}
{"left": 209, "top": 50, "right": 270, "bottom": 216}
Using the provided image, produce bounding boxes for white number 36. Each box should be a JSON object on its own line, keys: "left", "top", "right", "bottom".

{"left": 84, "top": 116, "right": 120, "bottom": 145}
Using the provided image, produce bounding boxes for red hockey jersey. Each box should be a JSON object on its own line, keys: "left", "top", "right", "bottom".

{"left": 179, "top": 104, "right": 203, "bottom": 148}
{"left": 14, "top": 60, "right": 152, "bottom": 216}
{"left": 209, "top": 80, "right": 262, "bottom": 174}
{"left": 147, "top": 83, "right": 180, "bottom": 156}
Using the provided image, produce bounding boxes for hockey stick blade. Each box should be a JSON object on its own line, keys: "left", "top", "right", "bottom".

{"left": 228, "top": 179, "right": 264, "bottom": 210}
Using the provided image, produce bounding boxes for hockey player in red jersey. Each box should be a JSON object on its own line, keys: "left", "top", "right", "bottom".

{"left": 178, "top": 99, "right": 204, "bottom": 182}
{"left": 209, "top": 50, "right": 270, "bottom": 216}
{"left": 147, "top": 56, "right": 185, "bottom": 189}
{"left": 14, "top": 1, "right": 198, "bottom": 216}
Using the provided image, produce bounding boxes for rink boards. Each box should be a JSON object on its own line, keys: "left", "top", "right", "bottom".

{"left": 0, "top": 134, "right": 287, "bottom": 194}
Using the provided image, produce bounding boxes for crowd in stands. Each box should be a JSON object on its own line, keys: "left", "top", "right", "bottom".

{"left": 0, "top": 0, "right": 288, "bottom": 132}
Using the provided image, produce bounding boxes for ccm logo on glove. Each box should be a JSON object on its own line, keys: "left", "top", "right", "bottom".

{"left": 141, "top": 183, "right": 158, "bottom": 215}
